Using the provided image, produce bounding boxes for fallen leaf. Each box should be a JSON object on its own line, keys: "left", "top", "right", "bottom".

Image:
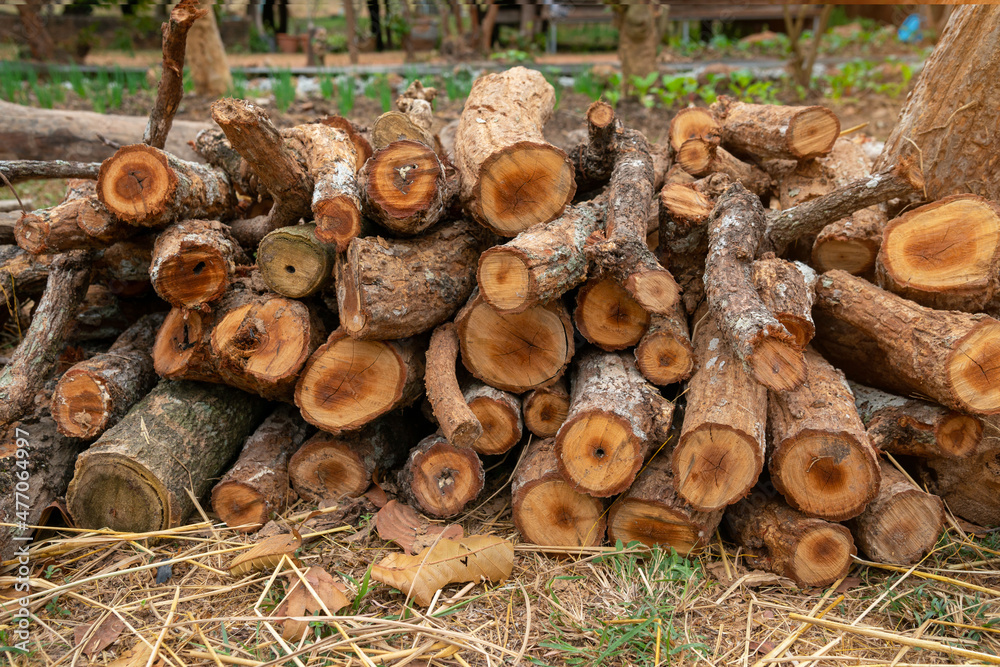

{"left": 371, "top": 534, "right": 514, "bottom": 606}
{"left": 834, "top": 576, "right": 862, "bottom": 594}
{"left": 74, "top": 615, "right": 125, "bottom": 656}
{"left": 107, "top": 642, "right": 153, "bottom": 667}
{"left": 275, "top": 566, "right": 351, "bottom": 641}
{"left": 376, "top": 500, "right": 464, "bottom": 555}
{"left": 749, "top": 639, "right": 777, "bottom": 655}
{"left": 229, "top": 530, "right": 302, "bottom": 577}
{"left": 364, "top": 480, "right": 389, "bottom": 508}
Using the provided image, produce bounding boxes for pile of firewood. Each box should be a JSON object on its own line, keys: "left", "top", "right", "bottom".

{"left": 4, "top": 4, "right": 1000, "bottom": 592}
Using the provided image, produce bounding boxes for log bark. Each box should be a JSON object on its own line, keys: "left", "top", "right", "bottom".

{"left": 257, "top": 223, "right": 337, "bottom": 299}
{"left": 725, "top": 492, "right": 856, "bottom": 588}
{"left": 706, "top": 183, "right": 806, "bottom": 391}
{"left": 477, "top": 202, "right": 603, "bottom": 314}
{"left": 1, "top": 160, "right": 100, "bottom": 185}
{"left": 398, "top": 433, "right": 484, "bottom": 518}
{"left": 634, "top": 301, "right": 694, "bottom": 387}
{"left": 512, "top": 437, "right": 605, "bottom": 548}
{"left": 425, "top": 323, "right": 482, "bottom": 448}
{"left": 608, "top": 454, "right": 723, "bottom": 555}
{"left": 852, "top": 382, "right": 983, "bottom": 460}
{"left": 668, "top": 107, "right": 720, "bottom": 176}
{"left": 768, "top": 347, "right": 881, "bottom": 522}
{"left": 814, "top": 270, "right": 1000, "bottom": 415}
{"left": 874, "top": 5, "right": 1000, "bottom": 202}
{"left": 184, "top": 0, "right": 232, "bottom": 98}
{"left": 50, "top": 313, "right": 163, "bottom": 440}
{"left": 191, "top": 128, "right": 258, "bottom": 198}
{"left": 455, "top": 289, "right": 574, "bottom": 393}
{"left": 336, "top": 218, "right": 486, "bottom": 340}
{"left": 846, "top": 461, "right": 945, "bottom": 565}
{"left": 775, "top": 137, "right": 870, "bottom": 211}
{"left": 522, "top": 378, "right": 570, "bottom": 439}
{"left": 150, "top": 219, "right": 248, "bottom": 308}
{"left": 454, "top": 67, "right": 576, "bottom": 235}
{"left": 875, "top": 195, "right": 1000, "bottom": 312}
{"left": 463, "top": 381, "right": 522, "bottom": 456}
{"left": 318, "top": 116, "right": 373, "bottom": 172}
{"left": 711, "top": 96, "right": 840, "bottom": 161}
{"left": 751, "top": 257, "right": 817, "bottom": 349}
{"left": 295, "top": 330, "right": 425, "bottom": 434}
{"left": 97, "top": 144, "right": 236, "bottom": 228}
{"left": 0, "top": 250, "right": 92, "bottom": 430}
{"left": 0, "top": 246, "right": 54, "bottom": 319}
{"left": 556, "top": 349, "right": 674, "bottom": 498}
{"left": 811, "top": 206, "right": 888, "bottom": 276}
{"left": 210, "top": 405, "right": 309, "bottom": 532}
{"left": 289, "top": 412, "right": 413, "bottom": 501}
{"left": 707, "top": 147, "right": 771, "bottom": 196}
{"left": 919, "top": 440, "right": 1000, "bottom": 527}
{"left": 573, "top": 277, "right": 650, "bottom": 352}
{"left": 14, "top": 180, "right": 132, "bottom": 255}
{"left": 569, "top": 100, "right": 619, "bottom": 189}
{"left": 66, "top": 380, "right": 268, "bottom": 532}
{"left": 674, "top": 305, "right": 767, "bottom": 511}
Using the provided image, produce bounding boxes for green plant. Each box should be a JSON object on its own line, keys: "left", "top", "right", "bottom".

{"left": 655, "top": 74, "right": 698, "bottom": 108}
{"left": 67, "top": 65, "right": 87, "bottom": 98}
{"left": 490, "top": 48, "right": 533, "bottom": 65}
{"left": 604, "top": 73, "right": 622, "bottom": 108}
{"left": 337, "top": 75, "right": 355, "bottom": 117}
{"left": 319, "top": 72, "right": 334, "bottom": 101}
{"left": 629, "top": 71, "right": 660, "bottom": 108}
{"left": 229, "top": 70, "right": 248, "bottom": 100}
{"left": 442, "top": 69, "right": 474, "bottom": 102}
{"left": 572, "top": 70, "right": 603, "bottom": 102}
{"left": 273, "top": 69, "right": 296, "bottom": 112}
{"left": 364, "top": 75, "right": 393, "bottom": 113}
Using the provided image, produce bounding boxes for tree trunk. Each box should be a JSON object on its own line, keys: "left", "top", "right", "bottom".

{"left": 149, "top": 219, "right": 248, "bottom": 308}
{"left": 814, "top": 270, "right": 1000, "bottom": 415}
{"left": 454, "top": 67, "right": 576, "bottom": 235}
{"left": 463, "top": 381, "right": 522, "bottom": 456}
{"left": 336, "top": 218, "right": 485, "bottom": 340}
{"left": 674, "top": 305, "right": 766, "bottom": 511}
{"left": 634, "top": 301, "right": 694, "bottom": 387}
{"left": 51, "top": 313, "right": 163, "bottom": 440}
{"left": 522, "top": 378, "right": 570, "bottom": 439}
{"left": 211, "top": 405, "right": 309, "bottom": 532}
{"left": 512, "top": 437, "right": 605, "bottom": 549}
{"left": 751, "top": 257, "right": 816, "bottom": 349}
{"left": 257, "top": 223, "right": 337, "bottom": 299}
{"left": 768, "top": 347, "right": 881, "bottom": 522}
{"left": 710, "top": 96, "right": 840, "bottom": 161}
{"left": 16, "top": 1, "right": 58, "bottom": 62}
{"left": 185, "top": 0, "right": 233, "bottom": 98}
{"left": 344, "top": 0, "right": 358, "bottom": 64}
{"left": 846, "top": 461, "right": 945, "bottom": 565}
{"left": 15, "top": 181, "right": 132, "bottom": 255}
{"left": 919, "top": 440, "right": 1000, "bottom": 527}
{"left": 557, "top": 349, "right": 674, "bottom": 498}
{"left": 398, "top": 433, "right": 484, "bottom": 518}
{"left": 569, "top": 101, "right": 619, "bottom": 189}
{"left": 425, "top": 323, "right": 482, "bottom": 447}
{"left": 608, "top": 455, "right": 723, "bottom": 556}
{"left": 573, "top": 277, "right": 650, "bottom": 352}
{"left": 616, "top": 3, "right": 659, "bottom": 93}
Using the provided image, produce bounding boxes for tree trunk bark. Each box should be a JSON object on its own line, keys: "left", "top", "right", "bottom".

{"left": 617, "top": 3, "right": 659, "bottom": 94}
{"left": 569, "top": 101, "right": 619, "bottom": 190}
{"left": 751, "top": 257, "right": 816, "bottom": 350}
{"left": 919, "top": 441, "right": 1000, "bottom": 527}
{"left": 710, "top": 96, "right": 840, "bottom": 161}
{"left": 185, "top": 0, "right": 233, "bottom": 98}
{"left": 149, "top": 219, "right": 248, "bottom": 308}
{"left": 425, "top": 323, "right": 482, "bottom": 448}
{"left": 573, "top": 277, "right": 650, "bottom": 352}
{"left": 522, "top": 378, "right": 570, "bottom": 439}
{"left": 398, "top": 433, "right": 484, "bottom": 518}
{"left": 15, "top": 180, "right": 133, "bottom": 255}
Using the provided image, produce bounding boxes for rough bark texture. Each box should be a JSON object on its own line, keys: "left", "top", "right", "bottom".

{"left": 573, "top": 277, "right": 650, "bottom": 352}
{"left": 569, "top": 101, "right": 619, "bottom": 189}
{"left": 336, "top": 218, "right": 486, "bottom": 340}
{"left": 511, "top": 437, "right": 606, "bottom": 549}
{"left": 51, "top": 313, "right": 163, "bottom": 440}
{"left": 707, "top": 147, "right": 771, "bottom": 196}
{"left": 775, "top": 138, "right": 870, "bottom": 210}
{"left": 751, "top": 257, "right": 817, "bottom": 349}
{"left": 191, "top": 128, "right": 258, "bottom": 198}
{"left": 616, "top": 3, "right": 659, "bottom": 93}
{"left": 706, "top": 183, "right": 806, "bottom": 391}
{"left": 1, "top": 160, "right": 101, "bottom": 185}
{"left": 454, "top": 67, "right": 576, "bottom": 235}
{"left": 295, "top": 330, "right": 425, "bottom": 434}
{"left": 634, "top": 301, "right": 695, "bottom": 387}
{"left": 463, "top": 381, "right": 522, "bottom": 456}
{"left": 257, "top": 223, "right": 337, "bottom": 299}
{"left": 398, "top": 433, "right": 485, "bottom": 518}
{"left": 919, "top": 439, "right": 1000, "bottom": 527}
{"left": 289, "top": 412, "right": 413, "bottom": 501}
{"left": 455, "top": 289, "right": 574, "bottom": 393}
{"left": 674, "top": 306, "right": 767, "bottom": 511}
{"left": 150, "top": 219, "right": 248, "bottom": 308}
{"left": 711, "top": 96, "right": 841, "bottom": 161}
{"left": 425, "top": 323, "right": 482, "bottom": 448}
{"left": 725, "top": 492, "right": 856, "bottom": 588}
{"left": 811, "top": 206, "right": 888, "bottom": 276}
{"left": 846, "top": 461, "right": 945, "bottom": 565}
{"left": 556, "top": 349, "right": 674, "bottom": 498}
{"left": 768, "top": 347, "right": 881, "bottom": 522}
{"left": 814, "top": 270, "right": 1000, "bottom": 415}
{"left": 210, "top": 405, "right": 309, "bottom": 532}
{"left": 522, "top": 378, "right": 570, "bottom": 439}
{"left": 184, "top": 0, "right": 232, "bottom": 97}
{"left": 477, "top": 202, "right": 603, "bottom": 314}
{"left": 14, "top": 181, "right": 131, "bottom": 255}
{"left": 874, "top": 5, "right": 1000, "bottom": 202}
{"left": 319, "top": 115, "right": 372, "bottom": 172}
{"left": 66, "top": 380, "right": 267, "bottom": 532}
{"left": 360, "top": 140, "right": 455, "bottom": 236}
{"left": 608, "top": 454, "right": 723, "bottom": 555}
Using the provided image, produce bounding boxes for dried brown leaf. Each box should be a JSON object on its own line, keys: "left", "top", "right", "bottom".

{"left": 371, "top": 534, "right": 514, "bottom": 606}
{"left": 275, "top": 566, "right": 351, "bottom": 641}
{"left": 376, "top": 500, "right": 464, "bottom": 555}
{"left": 74, "top": 615, "right": 125, "bottom": 657}
{"left": 107, "top": 642, "right": 153, "bottom": 667}
{"left": 229, "top": 530, "right": 302, "bottom": 577}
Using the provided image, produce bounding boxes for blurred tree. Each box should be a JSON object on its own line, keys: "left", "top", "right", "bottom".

{"left": 186, "top": 0, "right": 232, "bottom": 97}
{"left": 612, "top": 2, "right": 661, "bottom": 94}
{"left": 17, "top": 0, "right": 58, "bottom": 61}
{"left": 785, "top": 4, "right": 833, "bottom": 88}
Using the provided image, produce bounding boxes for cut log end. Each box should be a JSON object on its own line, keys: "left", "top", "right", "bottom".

{"left": 676, "top": 139, "right": 714, "bottom": 176}
{"left": 366, "top": 140, "right": 443, "bottom": 220}
{"left": 748, "top": 338, "right": 807, "bottom": 391}
{"left": 587, "top": 100, "right": 615, "bottom": 129}
{"left": 97, "top": 144, "right": 176, "bottom": 223}
{"left": 314, "top": 198, "right": 363, "bottom": 251}
{"left": 514, "top": 479, "right": 605, "bottom": 548}
{"left": 635, "top": 331, "right": 694, "bottom": 386}
{"left": 258, "top": 226, "right": 332, "bottom": 299}
{"left": 289, "top": 439, "right": 369, "bottom": 500}
{"left": 938, "top": 413, "right": 983, "bottom": 458}
{"left": 152, "top": 245, "right": 230, "bottom": 308}
{"left": 625, "top": 270, "right": 681, "bottom": 316}
{"left": 857, "top": 489, "right": 944, "bottom": 564}
{"left": 405, "top": 437, "right": 484, "bottom": 518}
{"left": 476, "top": 142, "right": 575, "bottom": 235}
{"left": 523, "top": 383, "right": 570, "bottom": 439}
{"left": 575, "top": 278, "right": 650, "bottom": 351}
{"left": 792, "top": 524, "right": 855, "bottom": 587}
{"left": 477, "top": 250, "right": 532, "bottom": 313}
{"left": 50, "top": 371, "right": 112, "bottom": 439}
{"left": 557, "top": 413, "right": 641, "bottom": 498}
{"left": 787, "top": 108, "right": 841, "bottom": 160}
{"left": 153, "top": 309, "right": 209, "bottom": 380}
{"left": 468, "top": 396, "right": 520, "bottom": 456}
{"left": 776, "top": 315, "right": 814, "bottom": 351}
{"left": 812, "top": 238, "right": 878, "bottom": 275}
{"left": 674, "top": 427, "right": 760, "bottom": 510}
{"left": 210, "top": 482, "right": 268, "bottom": 531}
{"left": 67, "top": 453, "right": 168, "bottom": 533}
{"left": 608, "top": 500, "right": 704, "bottom": 555}
{"left": 948, "top": 321, "right": 1000, "bottom": 414}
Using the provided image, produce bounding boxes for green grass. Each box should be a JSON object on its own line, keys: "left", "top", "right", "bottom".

{"left": 272, "top": 69, "right": 296, "bottom": 112}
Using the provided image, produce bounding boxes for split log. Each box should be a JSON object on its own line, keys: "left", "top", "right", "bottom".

{"left": 706, "top": 183, "right": 806, "bottom": 391}
{"left": 710, "top": 96, "right": 840, "bottom": 161}
{"left": 522, "top": 378, "right": 570, "bottom": 439}
{"left": 814, "top": 270, "right": 1000, "bottom": 415}
{"left": 751, "top": 257, "right": 816, "bottom": 349}
{"left": 668, "top": 107, "right": 720, "bottom": 176}
{"left": 463, "top": 381, "right": 522, "bottom": 456}
{"left": 96, "top": 144, "right": 236, "bottom": 228}
{"left": 568, "top": 100, "right": 618, "bottom": 189}
{"left": 336, "top": 218, "right": 486, "bottom": 340}
{"left": 210, "top": 405, "right": 309, "bottom": 532}
{"left": 66, "top": 380, "right": 268, "bottom": 532}
{"left": 14, "top": 181, "right": 132, "bottom": 254}
{"left": 846, "top": 461, "right": 945, "bottom": 565}
{"left": 573, "top": 277, "right": 650, "bottom": 352}
{"left": 359, "top": 140, "right": 455, "bottom": 236}
{"left": 424, "top": 323, "right": 482, "bottom": 448}
{"left": 398, "top": 433, "right": 484, "bottom": 518}
{"left": 477, "top": 202, "right": 603, "bottom": 314}
{"left": 512, "top": 437, "right": 605, "bottom": 548}
{"left": 875, "top": 195, "right": 1000, "bottom": 312}
{"left": 556, "top": 349, "right": 674, "bottom": 498}
{"left": 725, "top": 492, "right": 856, "bottom": 588}
{"left": 0, "top": 250, "right": 92, "bottom": 430}
{"left": 607, "top": 455, "right": 723, "bottom": 555}
{"left": 295, "top": 330, "right": 425, "bottom": 434}
{"left": 50, "top": 313, "right": 163, "bottom": 440}
{"left": 768, "top": 347, "right": 881, "bottom": 522}
{"left": 919, "top": 440, "right": 1000, "bottom": 527}
{"left": 150, "top": 219, "right": 248, "bottom": 308}
{"left": 318, "top": 116, "right": 373, "bottom": 172}
{"left": 811, "top": 206, "right": 888, "bottom": 275}
{"left": 454, "top": 66, "right": 576, "bottom": 235}
{"left": 455, "top": 290, "right": 574, "bottom": 393}
{"left": 634, "top": 302, "right": 694, "bottom": 386}
{"left": 1, "top": 159, "right": 101, "bottom": 185}
{"left": 289, "top": 412, "right": 413, "bottom": 501}
{"left": 674, "top": 305, "right": 767, "bottom": 511}
{"left": 257, "top": 224, "right": 336, "bottom": 299}
{"left": 852, "top": 382, "right": 982, "bottom": 460}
